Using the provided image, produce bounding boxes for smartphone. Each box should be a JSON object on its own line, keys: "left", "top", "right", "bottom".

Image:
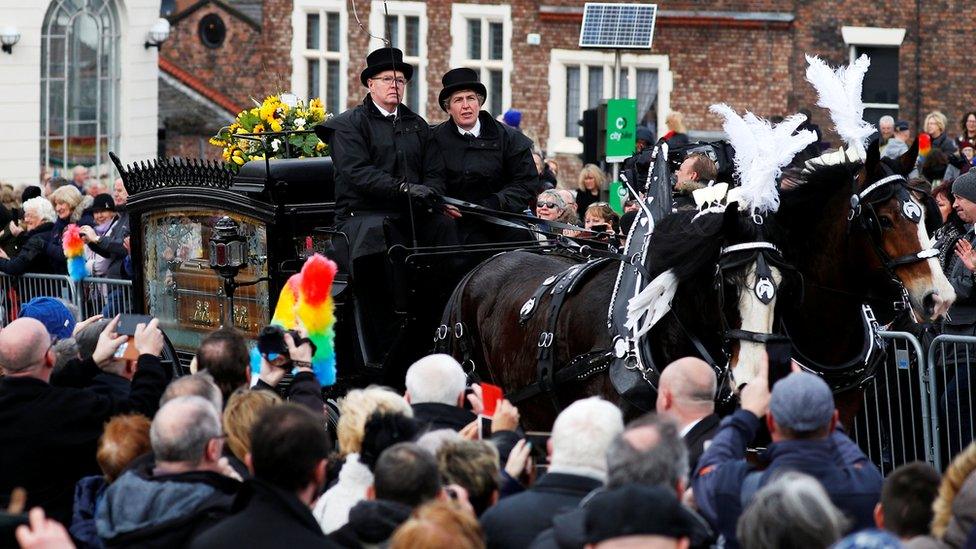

{"left": 478, "top": 415, "right": 492, "bottom": 439}
{"left": 481, "top": 383, "right": 503, "bottom": 416}
{"left": 525, "top": 431, "right": 551, "bottom": 464}
{"left": 590, "top": 224, "right": 610, "bottom": 233}
{"left": 766, "top": 336, "right": 793, "bottom": 391}
{"left": 117, "top": 314, "right": 152, "bottom": 336}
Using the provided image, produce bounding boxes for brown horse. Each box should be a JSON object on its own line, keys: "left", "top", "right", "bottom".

{"left": 778, "top": 138, "right": 954, "bottom": 425}
{"left": 444, "top": 205, "right": 791, "bottom": 429}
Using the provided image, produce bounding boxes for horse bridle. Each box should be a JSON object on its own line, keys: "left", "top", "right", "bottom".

{"left": 849, "top": 172, "right": 939, "bottom": 277}
{"left": 715, "top": 237, "right": 796, "bottom": 346}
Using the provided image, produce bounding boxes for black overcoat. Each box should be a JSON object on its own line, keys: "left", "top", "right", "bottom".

{"left": 318, "top": 95, "right": 445, "bottom": 260}
{"left": 432, "top": 111, "right": 540, "bottom": 213}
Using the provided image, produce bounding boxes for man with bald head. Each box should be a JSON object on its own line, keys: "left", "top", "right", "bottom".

{"left": 0, "top": 316, "right": 168, "bottom": 525}
{"left": 657, "top": 357, "right": 720, "bottom": 471}
{"left": 97, "top": 396, "right": 241, "bottom": 546}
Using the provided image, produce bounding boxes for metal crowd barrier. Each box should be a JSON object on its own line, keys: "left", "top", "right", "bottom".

{"left": 0, "top": 272, "right": 133, "bottom": 327}
{"left": 849, "top": 331, "right": 933, "bottom": 476}
{"left": 926, "top": 334, "right": 976, "bottom": 471}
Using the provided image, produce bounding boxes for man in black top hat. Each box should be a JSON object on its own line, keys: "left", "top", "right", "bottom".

{"left": 432, "top": 68, "right": 540, "bottom": 244}
{"left": 313, "top": 48, "right": 457, "bottom": 369}
{"left": 314, "top": 47, "right": 452, "bottom": 263}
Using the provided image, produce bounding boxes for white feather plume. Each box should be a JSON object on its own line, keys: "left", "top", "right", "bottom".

{"left": 805, "top": 54, "right": 876, "bottom": 157}
{"left": 709, "top": 104, "right": 817, "bottom": 215}
{"left": 626, "top": 270, "right": 677, "bottom": 337}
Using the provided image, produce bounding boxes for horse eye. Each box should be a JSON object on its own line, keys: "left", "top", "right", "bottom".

{"left": 878, "top": 215, "right": 895, "bottom": 229}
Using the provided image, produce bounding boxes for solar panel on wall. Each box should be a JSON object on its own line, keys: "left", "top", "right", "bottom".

{"left": 578, "top": 3, "right": 657, "bottom": 49}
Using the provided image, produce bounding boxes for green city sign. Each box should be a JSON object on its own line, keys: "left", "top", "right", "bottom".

{"left": 604, "top": 98, "right": 637, "bottom": 162}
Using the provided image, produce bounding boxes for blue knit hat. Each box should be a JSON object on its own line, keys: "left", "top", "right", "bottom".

{"left": 20, "top": 297, "right": 76, "bottom": 341}
{"left": 503, "top": 109, "right": 522, "bottom": 128}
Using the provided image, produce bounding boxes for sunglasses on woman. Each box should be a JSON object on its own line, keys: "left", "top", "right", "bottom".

{"left": 537, "top": 202, "right": 561, "bottom": 209}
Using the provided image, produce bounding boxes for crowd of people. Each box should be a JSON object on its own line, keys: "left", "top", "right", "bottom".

{"left": 0, "top": 166, "right": 131, "bottom": 282}
{"left": 11, "top": 42, "right": 976, "bottom": 549}
{"left": 4, "top": 306, "right": 976, "bottom": 549}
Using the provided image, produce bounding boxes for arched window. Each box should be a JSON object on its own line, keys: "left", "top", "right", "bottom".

{"left": 41, "top": 0, "right": 121, "bottom": 179}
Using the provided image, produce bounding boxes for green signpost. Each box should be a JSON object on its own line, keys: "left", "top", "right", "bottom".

{"left": 604, "top": 98, "right": 637, "bottom": 162}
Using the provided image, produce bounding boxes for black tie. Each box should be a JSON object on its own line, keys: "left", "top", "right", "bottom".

{"left": 387, "top": 114, "right": 396, "bottom": 122}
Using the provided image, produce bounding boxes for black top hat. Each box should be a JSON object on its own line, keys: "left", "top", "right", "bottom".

{"left": 438, "top": 68, "right": 488, "bottom": 112}
{"left": 360, "top": 47, "right": 415, "bottom": 86}
{"left": 91, "top": 193, "right": 116, "bottom": 212}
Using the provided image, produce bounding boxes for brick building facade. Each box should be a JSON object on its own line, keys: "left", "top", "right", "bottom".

{"left": 159, "top": 0, "right": 972, "bottom": 185}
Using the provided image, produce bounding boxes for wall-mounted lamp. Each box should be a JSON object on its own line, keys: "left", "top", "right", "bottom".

{"left": 0, "top": 27, "right": 20, "bottom": 54}
{"left": 144, "top": 18, "right": 170, "bottom": 50}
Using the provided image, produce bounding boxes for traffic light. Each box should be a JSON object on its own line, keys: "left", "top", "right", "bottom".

{"left": 579, "top": 108, "right": 599, "bottom": 165}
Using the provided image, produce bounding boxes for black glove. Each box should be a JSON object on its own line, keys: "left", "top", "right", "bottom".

{"left": 399, "top": 182, "right": 441, "bottom": 206}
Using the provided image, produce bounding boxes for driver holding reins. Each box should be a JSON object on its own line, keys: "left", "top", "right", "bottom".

{"left": 432, "top": 68, "right": 542, "bottom": 244}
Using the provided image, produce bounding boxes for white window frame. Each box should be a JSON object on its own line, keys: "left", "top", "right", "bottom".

{"left": 843, "top": 26, "right": 905, "bottom": 115}
{"left": 291, "top": 0, "right": 348, "bottom": 113}
{"left": 449, "top": 3, "right": 512, "bottom": 116}
{"left": 368, "top": 1, "right": 427, "bottom": 117}
{"left": 547, "top": 49, "right": 672, "bottom": 156}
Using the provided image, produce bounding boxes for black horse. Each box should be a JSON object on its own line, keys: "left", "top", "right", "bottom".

{"left": 442, "top": 204, "right": 791, "bottom": 429}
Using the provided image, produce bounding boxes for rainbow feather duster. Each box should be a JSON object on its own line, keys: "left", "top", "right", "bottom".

{"left": 267, "top": 254, "right": 338, "bottom": 386}
{"left": 63, "top": 224, "right": 88, "bottom": 282}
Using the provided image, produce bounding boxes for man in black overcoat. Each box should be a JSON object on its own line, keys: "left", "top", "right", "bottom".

{"left": 314, "top": 48, "right": 456, "bottom": 365}
{"left": 432, "top": 68, "right": 540, "bottom": 244}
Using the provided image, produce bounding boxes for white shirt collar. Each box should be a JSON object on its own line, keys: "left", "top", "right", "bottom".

{"left": 679, "top": 417, "right": 704, "bottom": 438}
{"left": 457, "top": 118, "right": 481, "bottom": 138}
{"left": 372, "top": 100, "right": 397, "bottom": 118}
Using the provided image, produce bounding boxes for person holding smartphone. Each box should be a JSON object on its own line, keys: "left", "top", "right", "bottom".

{"left": 692, "top": 354, "right": 882, "bottom": 547}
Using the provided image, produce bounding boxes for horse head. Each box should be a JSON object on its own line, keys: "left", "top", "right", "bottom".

{"left": 853, "top": 137, "right": 955, "bottom": 319}
{"left": 637, "top": 202, "right": 794, "bottom": 391}
{"left": 714, "top": 204, "right": 794, "bottom": 388}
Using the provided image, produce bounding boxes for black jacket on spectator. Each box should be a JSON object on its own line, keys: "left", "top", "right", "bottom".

{"left": 0, "top": 354, "right": 167, "bottom": 526}
{"left": 529, "top": 496, "right": 714, "bottom": 549}
{"left": 254, "top": 370, "right": 325, "bottom": 415}
{"left": 411, "top": 402, "right": 475, "bottom": 432}
{"left": 480, "top": 472, "right": 602, "bottom": 549}
{"left": 684, "top": 413, "right": 721, "bottom": 473}
{"left": 0, "top": 221, "right": 55, "bottom": 275}
{"left": 189, "top": 478, "right": 339, "bottom": 549}
{"left": 317, "top": 95, "right": 445, "bottom": 262}
{"left": 96, "top": 464, "right": 240, "bottom": 548}
{"left": 86, "top": 214, "right": 130, "bottom": 279}
{"left": 328, "top": 499, "right": 413, "bottom": 548}
{"left": 45, "top": 215, "right": 94, "bottom": 275}
{"left": 433, "top": 111, "right": 539, "bottom": 213}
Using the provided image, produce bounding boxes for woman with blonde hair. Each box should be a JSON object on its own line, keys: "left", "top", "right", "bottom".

{"left": 45, "top": 185, "right": 94, "bottom": 273}
{"left": 222, "top": 389, "right": 282, "bottom": 463}
{"left": 922, "top": 443, "right": 976, "bottom": 547}
{"left": 663, "top": 111, "right": 690, "bottom": 148}
{"left": 575, "top": 164, "right": 606, "bottom": 215}
{"left": 926, "top": 111, "right": 959, "bottom": 157}
{"left": 312, "top": 385, "right": 412, "bottom": 533}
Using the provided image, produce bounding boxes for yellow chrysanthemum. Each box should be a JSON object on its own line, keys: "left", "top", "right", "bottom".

{"left": 253, "top": 124, "right": 265, "bottom": 133}
{"left": 309, "top": 98, "right": 324, "bottom": 110}
{"left": 259, "top": 98, "right": 279, "bottom": 121}
{"left": 269, "top": 119, "right": 283, "bottom": 132}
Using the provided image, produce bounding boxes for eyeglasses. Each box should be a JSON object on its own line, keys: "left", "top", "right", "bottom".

{"left": 372, "top": 76, "right": 407, "bottom": 86}
{"left": 537, "top": 202, "right": 561, "bottom": 209}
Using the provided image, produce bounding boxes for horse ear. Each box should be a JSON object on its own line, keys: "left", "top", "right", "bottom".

{"left": 722, "top": 200, "right": 741, "bottom": 231}
{"left": 864, "top": 136, "right": 881, "bottom": 176}
{"left": 898, "top": 136, "right": 920, "bottom": 177}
